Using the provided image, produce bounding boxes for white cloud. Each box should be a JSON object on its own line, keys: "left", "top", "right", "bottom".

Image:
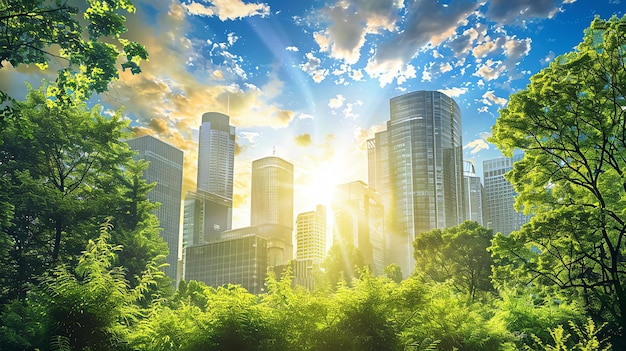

{"left": 286, "top": 46, "right": 299, "bottom": 52}
{"left": 482, "top": 91, "right": 508, "bottom": 106}
{"left": 328, "top": 94, "right": 345, "bottom": 109}
{"left": 473, "top": 59, "right": 506, "bottom": 81}
{"left": 300, "top": 52, "right": 329, "bottom": 83}
{"left": 464, "top": 139, "right": 490, "bottom": 154}
{"left": 298, "top": 113, "right": 315, "bottom": 120}
{"left": 366, "top": 0, "right": 478, "bottom": 86}
{"left": 183, "top": 0, "right": 270, "bottom": 21}
{"left": 438, "top": 87, "right": 468, "bottom": 97}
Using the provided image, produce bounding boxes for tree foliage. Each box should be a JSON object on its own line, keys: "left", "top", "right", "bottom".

{"left": 490, "top": 14, "right": 626, "bottom": 333}
{"left": 0, "top": 0, "right": 148, "bottom": 104}
{"left": 414, "top": 221, "right": 494, "bottom": 301}
{"left": 0, "top": 85, "right": 167, "bottom": 304}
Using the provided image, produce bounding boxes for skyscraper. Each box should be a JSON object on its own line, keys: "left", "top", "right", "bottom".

{"left": 127, "top": 135, "right": 183, "bottom": 281}
{"left": 369, "top": 90, "right": 464, "bottom": 274}
{"left": 250, "top": 156, "right": 294, "bottom": 266}
{"left": 182, "top": 112, "right": 235, "bottom": 248}
{"left": 463, "top": 160, "right": 484, "bottom": 225}
{"left": 196, "top": 112, "right": 235, "bottom": 197}
{"left": 483, "top": 154, "right": 532, "bottom": 235}
{"left": 295, "top": 205, "right": 327, "bottom": 265}
{"left": 331, "top": 181, "right": 385, "bottom": 275}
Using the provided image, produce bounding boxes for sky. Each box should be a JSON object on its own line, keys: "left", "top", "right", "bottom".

{"left": 0, "top": 0, "right": 623, "bottom": 228}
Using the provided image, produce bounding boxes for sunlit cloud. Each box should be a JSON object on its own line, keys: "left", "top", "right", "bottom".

{"left": 183, "top": 0, "right": 270, "bottom": 21}
{"left": 286, "top": 46, "right": 299, "bottom": 52}
{"left": 464, "top": 139, "right": 490, "bottom": 154}
{"left": 294, "top": 133, "right": 313, "bottom": 146}
{"left": 300, "top": 52, "right": 329, "bottom": 83}
{"left": 473, "top": 59, "right": 506, "bottom": 80}
{"left": 439, "top": 87, "right": 468, "bottom": 98}
{"left": 328, "top": 94, "right": 345, "bottom": 109}
{"left": 482, "top": 91, "right": 508, "bottom": 106}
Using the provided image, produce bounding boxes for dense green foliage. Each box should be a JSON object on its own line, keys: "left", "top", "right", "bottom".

{"left": 0, "top": 0, "right": 148, "bottom": 104}
{"left": 490, "top": 14, "right": 626, "bottom": 340}
{"left": 0, "top": 10, "right": 623, "bottom": 351}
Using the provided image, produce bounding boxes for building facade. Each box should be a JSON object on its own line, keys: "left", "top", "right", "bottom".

{"left": 250, "top": 156, "right": 294, "bottom": 266}
{"left": 183, "top": 235, "right": 268, "bottom": 294}
{"left": 331, "top": 181, "right": 385, "bottom": 275}
{"left": 463, "top": 161, "right": 484, "bottom": 225}
{"left": 295, "top": 205, "right": 327, "bottom": 265}
{"left": 369, "top": 90, "right": 464, "bottom": 274}
{"left": 483, "top": 154, "right": 532, "bottom": 235}
{"left": 127, "top": 135, "right": 183, "bottom": 281}
{"left": 182, "top": 112, "right": 235, "bottom": 249}
{"left": 196, "top": 112, "right": 236, "bottom": 198}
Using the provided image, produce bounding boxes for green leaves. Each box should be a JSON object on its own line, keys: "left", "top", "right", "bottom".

{"left": 0, "top": 0, "right": 148, "bottom": 104}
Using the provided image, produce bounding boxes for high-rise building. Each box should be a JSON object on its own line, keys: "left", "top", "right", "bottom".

{"left": 463, "top": 161, "right": 484, "bottom": 225}
{"left": 127, "top": 135, "right": 183, "bottom": 281}
{"left": 295, "top": 205, "right": 327, "bottom": 265}
{"left": 250, "top": 156, "right": 294, "bottom": 266}
{"left": 331, "top": 181, "right": 385, "bottom": 275}
{"left": 369, "top": 90, "right": 464, "bottom": 274}
{"left": 483, "top": 154, "right": 532, "bottom": 235}
{"left": 182, "top": 112, "right": 235, "bottom": 248}
{"left": 183, "top": 234, "right": 268, "bottom": 294}
{"left": 196, "top": 112, "right": 235, "bottom": 197}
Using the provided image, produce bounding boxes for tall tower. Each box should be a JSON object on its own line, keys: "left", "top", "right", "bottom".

{"left": 127, "top": 135, "right": 183, "bottom": 281}
{"left": 483, "top": 154, "right": 531, "bottom": 235}
{"left": 463, "top": 161, "right": 484, "bottom": 225}
{"left": 196, "top": 112, "right": 235, "bottom": 197}
{"left": 331, "top": 181, "right": 385, "bottom": 275}
{"left": 182, "top": 112, "right": 235, "bottom": 247}
{"left": 295, "top": 205, "right": 327, "bottom": 265}
{"left": 250, "top": 156, "right": 294, "bottom": 266}
{"left": 250, "top": 156, "right": 294, "bottom": 228}
{"left": 371, "top": 90, "right": 464, "bottom": 274}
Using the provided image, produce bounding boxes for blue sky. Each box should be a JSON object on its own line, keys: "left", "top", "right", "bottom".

{"left": 0, "top": 0, "right": 622, "bottom": 227}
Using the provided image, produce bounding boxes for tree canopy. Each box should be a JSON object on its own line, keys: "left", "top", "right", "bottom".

{"left": 0, "top": 0, "right": 148, "bottom": 104}
{"left": 490, "top": 14, "right": 626, "bottom": 334}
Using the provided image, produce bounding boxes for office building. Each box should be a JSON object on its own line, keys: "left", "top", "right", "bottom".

{"left": 182, "top": 112, "right": 235, "bottom": 248}
{"left": 295, "top": 205, "right": 327, "bottom": 265}
{"left": 332, "top": 181, "right": 385, "bottom": 275}
{"left": 250, "top": 156, "right": 294, "bottom": 266}
{"left": 183, "top": 235, "right": 268, "bottom": 294}
{"left": 483, "top": 154, "right": 532, "bottom": 235}
{"left": 463, "top": 161, "right": 484, "bottom": 224}
{"left": 196, "top": 112, "right": 236, "bottom": 197}
{"left": 127, "top": 135, "right": 183, "bottom": 281}
{"left": 369, "top": 90, "right": 464, "bottom": 274}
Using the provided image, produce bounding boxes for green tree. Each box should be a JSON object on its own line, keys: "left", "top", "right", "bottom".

{"left": 489, "top": 15, "right": 626, "bottom": 335}
{"left": 0, "top": 85, "right": 167, "bottom": 303}
{"left": 414, "top": 221, "right": 494, "bottom": 301}
{"left": 0, "top": 0, "right": 148, "bottom": 105}
{"left": 383, "top": 263, "right": 404, "bottom": 283}
{"left": 322, "top": 242, "right": 366, "bottom": 288}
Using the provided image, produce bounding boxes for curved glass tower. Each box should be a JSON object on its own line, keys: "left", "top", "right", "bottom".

{"left": 372, "top": 90, "right": 464, "bottom": 274}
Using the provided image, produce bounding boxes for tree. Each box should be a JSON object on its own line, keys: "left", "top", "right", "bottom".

{"left": 489, "top": 15, "right": 626, "bottom": 336}
{"left": 0, "top": 85, "right": 167, "bottom": 303}
{"left": 413, "top": 221, "right": 494, "bottom": 301}
{"left": 383, "top": 263, "right": 403, "bottom": 283}
{"left": 0, "top": 0, "right": 148, "bottom": 105}
{"left": 322, "top": 242, "right": 366, "bottom": 288}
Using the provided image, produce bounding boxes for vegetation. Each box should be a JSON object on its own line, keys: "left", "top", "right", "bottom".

{"left": 0, "top": 7, "right": 623, "bottom": 351}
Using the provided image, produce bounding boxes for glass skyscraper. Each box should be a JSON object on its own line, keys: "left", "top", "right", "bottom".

{"left": 369, "top": 90, "right": 464, "bottom": 274}
{"left": 196, "top": 112, "right": 235, "bottom": 198}
{"left": 127, "top": 135, "right": 184, "bottom": 281}
{"left": 250, "top": 156, "right": 294, "bottom": 266}
{"left": 483, "top": 154, "right": 532, "bottom": 235}
{"left": 182, "top": 112, "right": 235, "bottom": 249}
{"left": 463, "top": 160, "right": 484, "bottom": 225}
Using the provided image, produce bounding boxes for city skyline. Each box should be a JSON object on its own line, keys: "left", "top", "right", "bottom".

{"left": 0, "top": 1, "right": 621, "bottom": 228}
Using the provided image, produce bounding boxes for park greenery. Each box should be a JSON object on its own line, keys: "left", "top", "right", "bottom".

{"left": 0, "top": 1, "right": 625, "bottom": 349}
